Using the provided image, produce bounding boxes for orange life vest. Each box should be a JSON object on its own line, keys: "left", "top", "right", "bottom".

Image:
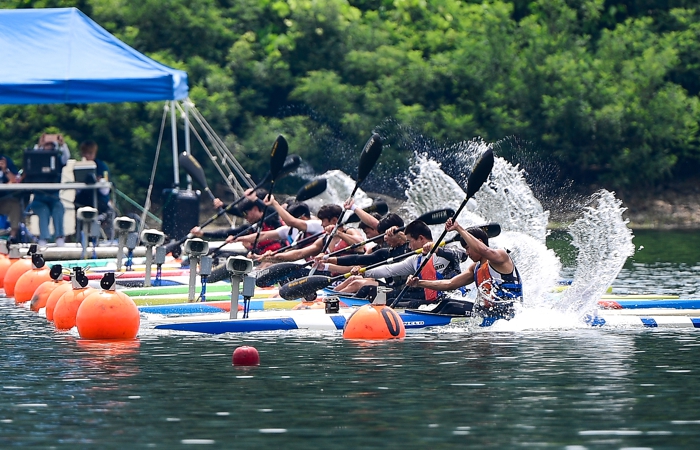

{"left": 418, "top": 255, "right": 439, "bottom": 301}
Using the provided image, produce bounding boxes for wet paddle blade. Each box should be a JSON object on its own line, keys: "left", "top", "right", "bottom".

{"left": 481, "top": 223, "right": 501, "bottom": 238}
{"left": 178, "top": 153, "right": 209, "bottom": 190}
{"left": 356, "top": 133, "right": 383, "bottom": 185}
{"left": 418, "top": 208, "right": 456, "bottom": 225}
{"left": 269, "top": 135, "right": 290, "bottom": 180}
{"left": 254, "top": 262, "right": 307, "bottom": 287}
{"left": 295, "top": 177, "right": 327, "bottom": 202}
{"left": 208, "top": 263, "right": 230, "bottom": 284}
{"left": 279, "top": 275, "right": 333, "bottom": 300}
{"left": 466, "top": 149, "right": 494, "bottom": 199}
{"left": 275, "top": 154, "right": 302, "bottom": 181}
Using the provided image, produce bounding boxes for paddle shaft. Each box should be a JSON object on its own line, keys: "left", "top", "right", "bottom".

{"left": 173, "top": 178, "right": 268, "bottom": 247}
{"left": 270, "top": 231, "right": 325, "bottom": 256}
{"left": 209, "top": 209, "right": 280, "bottom": 256}
{"left": 280, "top": 241, "right": 452, "bottom": 299}
{"left": 309, "top": 184, "right": 362, "bottom": 276}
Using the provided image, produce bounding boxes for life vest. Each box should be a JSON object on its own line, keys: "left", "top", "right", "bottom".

{"left": 416, "top": 254, "right": 441, "bottom": 301}
{"left": 473, "top": 260, "right": 522, "bottom": 309}
{"left": 254, "top": 222, "right": 283, "bottom": 255}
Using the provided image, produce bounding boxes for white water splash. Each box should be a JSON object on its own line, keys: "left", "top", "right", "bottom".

{"left": 401, "top": 150, "right": 561, "bottom": 303}
{"left": 304, "top": 170, "right": 372, "bottom": 216}
{"left": 474, "top": 157, "right": 549, "bottom": 243}
{"left": 557, "top": 190, "right": 635, "bottom": 315}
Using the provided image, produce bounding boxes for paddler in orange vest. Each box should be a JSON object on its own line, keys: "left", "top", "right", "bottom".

{"left": 350, "top": 220, "right": 465, "bottom": 309}
{"left": 406, "top": 218, "right": 522, "bottom": 319}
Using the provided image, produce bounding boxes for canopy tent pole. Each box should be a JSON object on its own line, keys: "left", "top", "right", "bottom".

{"left": 183, "top": 100, "right": 192, "bottom": 190}
{"left": 138, "top": 103, "right": 169, "bottom": 234}
{"left": 170, "top": 100, "right": 180, "bottom": 188}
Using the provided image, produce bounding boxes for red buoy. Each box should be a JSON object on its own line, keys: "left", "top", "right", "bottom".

{"left": 232, "top": 346, "right": 260, "bottom": 366}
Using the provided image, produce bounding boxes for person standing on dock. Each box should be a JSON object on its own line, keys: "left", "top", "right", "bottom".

{"left": 0, "top": 155, "right": 22, "bottom": 243}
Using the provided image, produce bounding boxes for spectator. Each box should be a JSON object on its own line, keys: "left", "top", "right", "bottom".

{"left": 74, "top": 140, "right": 113, "bottom": 239}
{"left": 74, "top": 141, "right": 110, "bottom": 212}
{"left": 0, "top": 154, "right": 22, "bottom": 243}
{"left": 28, "top": 133, "right": 69, "bottom": 246}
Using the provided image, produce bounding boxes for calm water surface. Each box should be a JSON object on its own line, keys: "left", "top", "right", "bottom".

{"left": 2, "top": 230, "right": 700, "bottom": 448}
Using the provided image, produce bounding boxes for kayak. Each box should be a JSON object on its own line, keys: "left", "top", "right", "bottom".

{"left": 88, "top": 269, "right": 189, "bottom": 280}
{"left": 144, "top": 305, "right": 700, "bottom": 334}
{"left": 145, "top": 307, "right": 461, "bottom": 334}
{"left": 136, "top": 295, "right": 367, "bottom": 312}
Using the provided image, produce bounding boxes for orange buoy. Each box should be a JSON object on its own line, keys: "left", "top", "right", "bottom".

{"left": 14, "top": 255, "right": 52, "bottom": 304}
{"left": 53, "top": 287, "right": 96, "bottom": 331}
{"left": 45, "top": 283, "right": 73, "bottom": 321}
{"left": 0, "top": 254, "right": 12, "bottom": 288}
{"left": 342, "top": 304, "right": 406, "bottom": 340}
{"left": 4, "top": 258, "right": 33, "bottom": 298}
{"left": 49, "top": 266, "right": 91, "bottom": 326}
{"left": 76, "top": 273, "right": 140, "bottom": 340}
{"left": 30, "top": 265, "right": 67, "bottom": 312}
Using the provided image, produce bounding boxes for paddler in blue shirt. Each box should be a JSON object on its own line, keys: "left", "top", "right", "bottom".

{"left": 406, "top": 218, "right": 522, "bottom": 319}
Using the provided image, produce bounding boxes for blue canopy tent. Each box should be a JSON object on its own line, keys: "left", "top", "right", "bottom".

{"left": 0, "top": 7, "right": 188, "bottom": 104}
{"left": 0, "top": 7, "right": 194, "bottom": 240}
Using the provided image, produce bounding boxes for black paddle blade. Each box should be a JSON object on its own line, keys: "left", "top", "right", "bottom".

{"left": 279, "top": 275, "right": 333, "bottom": 300}
{"left": 345, "top": 199, "right": 389, "bottom": 223}
{"left": 466, "top": 149, "right": 494, "bottom": 199}
{"left": 482, "top": 223, "right": 501, "bottom": 238}
{"left": 276, "top": 154, "right": 302, "bottom": 181}
{"left": 269, "top": 135, "right": 290, "bottom": 180}
{"left": 178, "top": 153, "right": 209, "bottom": 190}
{"left": 418, "top": 208, "right": 456, "bottom": 225}
{"left": 255, "top": 262, "right": 306, "bottom": 287}
{"left": 356, "top": 133, "right": 383, "bottom": 184}
{"left": 295, "top": 177, "right": 327, "bottom": 202}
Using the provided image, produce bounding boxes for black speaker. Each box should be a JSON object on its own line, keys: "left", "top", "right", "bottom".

{"left": 162, "top": 189, "right": 200, "bottom": 239}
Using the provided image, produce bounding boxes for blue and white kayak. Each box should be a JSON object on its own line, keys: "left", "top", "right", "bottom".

{"left": 598, "top": 299, "right": 700, "bottom": 310}
{"left": 144, "top": 305, "right": 700, "bottom": 334}
{"left": 146, "top": 308, "right": 459, "bottom": 334}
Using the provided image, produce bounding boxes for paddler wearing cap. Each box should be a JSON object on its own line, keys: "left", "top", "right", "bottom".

{"left": 406, "top": 218, "right": 522, "bottom": 319}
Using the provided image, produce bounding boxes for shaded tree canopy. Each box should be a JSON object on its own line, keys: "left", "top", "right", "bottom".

{"left": 2, "top": 0, "right": 699, "bottom": 211}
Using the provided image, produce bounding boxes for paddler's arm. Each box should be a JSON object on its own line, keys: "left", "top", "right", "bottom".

{"left": 332, "top": 225, "right": 364, "bottom": 246}
{"left": 406, "top": 266, "right": 475, "bottom": 291}
{"left": 344, "top": 198, "right": 380, "bottom": 230}
{"left": 364, "top": 255, "right": 417, "bottom": 279}
{"left": 315, "top": 262, "right": 353, "bottom": 274}
{"left": 264, "top": 195, "right": 310, "bottom": 232}
{"left": 236, "top": 230, "right": 280, "bottom": 244}
{"left": 449, "top": 219, "right": 513, "bottom": 274}
{"left": 271, "top": 237, "right": 324, "bottom": 262}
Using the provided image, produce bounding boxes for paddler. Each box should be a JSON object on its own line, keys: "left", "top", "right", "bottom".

{"left": 316, "top": 213, "right": 409, "bottom": 294}
{"left": 406, "top": 218, "right": 522, "bottom": 319}
{"left": 254, "top": 204, "right": 364, "bottom": 269}
{"left": 240, "top": 194, "right": 324, "bottom": 248}
{"left": 345, "top": 219, "right": 465, "bottom": 308}
{"left": 190, "top": 188, "right": 284, "bottom": 255}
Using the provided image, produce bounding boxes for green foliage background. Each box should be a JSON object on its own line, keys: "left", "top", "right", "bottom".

{"left": 2, "top": 0, "right": 699, "bottom": 212}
